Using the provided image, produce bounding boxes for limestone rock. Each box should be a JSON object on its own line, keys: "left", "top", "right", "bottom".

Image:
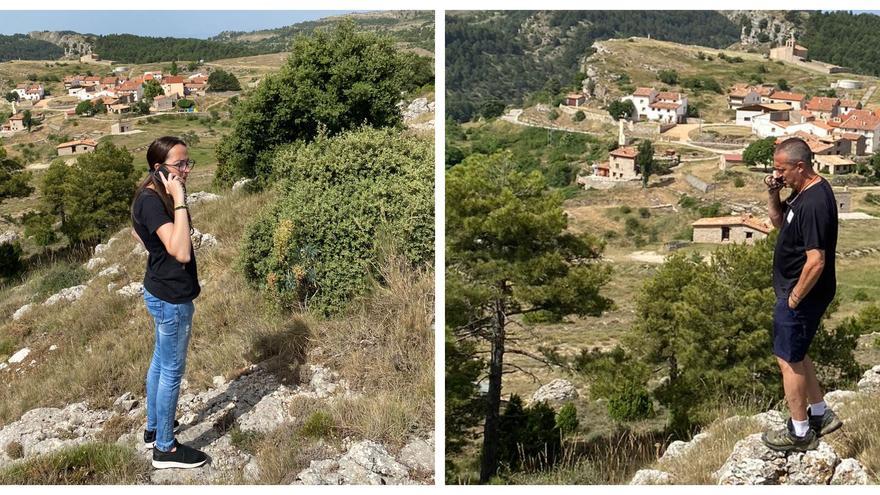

{"left": 8, "top": 348, "right": 31, "bottom": 364}
{"left": 531, "top": 379, "right": 578, "bottom": 404}
{"left": 714, "top": 434, "right": 787, "bottom": 484}
{"left": 113, "top": 392, "right": 139, "bottom": 413}
{"left": 84, "top": 257, "right": 106, "bottom": 270}
{"left": 399, "top": 434, "right": 434, "bottom": 473}
{"left": 831, "top": 458, "right": 869, "bottom": 485}
{"left": 44, "top": 285, "right": 87, "bottom": 306}
{"left": 116, "top": 282, "right": 144, "bottom": 298}
{"left": 131, "top": 243, "right": 148, "bottom": 257}
{"left": 12, "top": 303, "right": 34, "bottom": 321}
{"left": 824, "top": 390, "right": 858, "bottom": 410}
{"left": 857, "top": 365, "right": 880, "bottom": 393}
{"left": 187, "top": 191, "right": 221, "bottom": 205}
{"left": 630, "top": 469, "right": 673, "bottom": 485}
{"left": 783, "top": 442, "right": 839, "bottom": 484}
{"left": 660, "top": 432, "right": 710, "bottom": 462}
{"left": 752, "top": 410, "right": 786, "bottom": 430}
{"left": 0, "top": 230, "right": 19, "bottom": 244}
{"left": 232, "top": 178, "right": 252, "bottom": 192}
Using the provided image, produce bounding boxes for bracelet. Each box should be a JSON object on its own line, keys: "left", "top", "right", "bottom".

{"left": 174, "top": 205, "right": 188, "bottom": 211}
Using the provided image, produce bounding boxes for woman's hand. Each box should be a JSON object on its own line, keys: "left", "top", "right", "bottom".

{"left": 158, "top": 170, "right": 185, "bottom": 204}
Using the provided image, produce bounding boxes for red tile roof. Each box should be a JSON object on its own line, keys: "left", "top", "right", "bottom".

{"left": 162, "top": 76, "right": 185, "bottom": 84}
{"left": 656, "top": 91, "right": 682, "bottom": 101}
{"left": 650, "top": 102, "right": 682, "bottom": 110}
{"left": 805, "top": 97, "right": 839, "bottom": 113}
{"left": 771, "top": 91, "right": 806, "bottom": 102}
{"left": 610, "top": 146, "right": 638, "bottom": 158}
{"left": 633, "top": 87, "right": 654, "bottom": 97}
{"left": 839, "top": 99, "right": 860, "bottom": 109}
{"left": 839, "top": 109, "right": 880, "bottom": 132}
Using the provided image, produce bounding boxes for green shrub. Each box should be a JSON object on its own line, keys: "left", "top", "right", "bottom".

{"left": 733, "top": 177, "right": 746, "bottom": 188}
{"left": 301, "top": 411, "right": 334, "bottom": 439}
{"left": 572, "top": 110, "right": 586, "bottom": 122}
{"left": 638, "top": 207, "right": 650, "bottom": 218}
{"left": 619, "top": 205, "right": 632, "bottom": 214}
{"left": 608, "top": 383, "right": 654, "bottom": 421}
{"left": 853, "top": 289, "right": 870, "bottom": 302}
{"left": 239, "top": 127, "right": 433, "bottom": 316}
{"left": 35, "top": 262, "right": 88, "bottom": 298}
{"left": 498, "top": 396, "right": 561, "bottom": 471}
{"left": 555, "top": 403, "right": 579, "bottom": 435}
{"left": 865, "top": 193, "right": 880, "bottom": 206}
{"left": 0, "top": 442, "right": 149, "bottom": 484}
{"left": 678, "top": 195, "right": 698, "bottom": 209}
{"left": 23, "top": 211, "right": 57, "bottom": 246}
{"left": 548, "top": 109, "right": 559, "bottom": 121}
{"left": 229, "top": 426, "right": 265, "bottom": 454}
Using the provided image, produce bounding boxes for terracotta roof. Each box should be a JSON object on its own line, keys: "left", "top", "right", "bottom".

{"left": 566, "top": 92, "right": 585, "bottom": 99}
{"left": 9, "top": 113, "right": 24, "bottom": 120}
{"left": 84, "top": 76, "right": 101, "bottom": 82}
{"left": 650, "top": 102, "right": 682, "bottom": 110}
{"left": 738, "top": 103, "right": 792, "bottom": 112}
{"left": 656, "top": 91, "right": 682, "bottom": 101}
{"left": 595, "top": 162, "right": 609, "bottom": 170}
{"left": 839, "top": 99, "right": 860, "bottom": 109}
{"left": 101, "top": 77, "right": 117, "bottom": 84}
{"left": 805, "top": 97, "right": 839, "bottom": 113}
{"left": 610, "top": 146, "right": 638, "bottom": 158}
{"left": 755, "top": 86, "right": 775, "bottom": 97}
{"left": 633, "top": 87, "right": 655, "bottom": 97}
{"left": 839, "top": 109, "right": 880, "bottom": 132}
{"left": 162, "top": 76, "right": 185, "bottom": 84}
{"left": 780, "top": 133, "right": 833, "bottom": 154}
{"left": 117, "top": 80, "right": 142, "bottom": 91}
{"left": 815, "top": 155, "right": 855, "bottom": 166}
{"left": 840, "top": 132, "right": 864, "bottom": 141}
{"left": 770, "top": 91, "right": 806, "bottom": 102}
{"left": 728, "top": 84, "right": 754, "bottom": 98}
{"left": 692, "top": 214, "right": 772, "bottom": 234}
{"left": 56, "top": 139, "right": 98, "bottom": 149}
{"left": 723, "top": 154, "right": 744, "bottom": 162}
{"left": 771, "top": 121, "right": 792, "bottom": 129}
{"left": 812, "top": 120, "right": 834, "bottom": 131}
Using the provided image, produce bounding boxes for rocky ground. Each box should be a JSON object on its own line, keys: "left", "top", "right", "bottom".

{"left": 626, "top": 366, "right": 880, "bottom": 485}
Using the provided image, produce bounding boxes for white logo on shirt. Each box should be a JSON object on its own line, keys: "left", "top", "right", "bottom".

{"left": 787, "top": 210, "right": 794, "bottom": 224}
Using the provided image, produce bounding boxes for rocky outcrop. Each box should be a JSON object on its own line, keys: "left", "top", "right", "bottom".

{"left": 295, "top": 439, "right": 420, "bottom": 485}
{"left": 0, "top": 230, "right": 20, "bottom": 244}
{"left": 43, "top": 285, "right": 87, "bottom": 306}
{"left": 116, "top": 282, "right": 144, "bottom": 298}
{"left": 531, "top": 379, "right": 578, "bottom": 404}
{"left": 27, "top": 31, "right": 93, "bottom": 59}
{"left": 232, "top": 179, "right": 252, "bottom": 192}
{"left": 190, "top": 228, "right": 218, "bottom": 250}
{"left": 187, "top": 192, "right": 221, "bottom": 206}
{"left": 629, "top": 469, "right": 673, "bottom": 485}
{"left": 12, "top": 303, "right": 34, "bottom": 321}
{"left": 857, "top": 365, "right": 880, "bottom": 393}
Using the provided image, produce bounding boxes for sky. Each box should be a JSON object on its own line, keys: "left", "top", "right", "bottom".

{"left": 0, "top": 11, "right": 360, "bottom": 39}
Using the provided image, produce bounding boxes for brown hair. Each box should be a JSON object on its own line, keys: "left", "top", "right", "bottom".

{"left": 131, "top": 136, "right": 193, "bottom": 233}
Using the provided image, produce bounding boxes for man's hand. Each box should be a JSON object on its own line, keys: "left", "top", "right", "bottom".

{"left": 788, "top": 293, "right": 800, "bottom": 309}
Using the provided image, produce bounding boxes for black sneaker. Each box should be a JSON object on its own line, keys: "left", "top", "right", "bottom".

{"left": 144, "top": 420, "right": 181, "bottom": 448}
{"left": 152, "top": 440, "right": 208, "bottom": 469}
{"left": 808, "top": 406, "right": 843, "bottom": 438}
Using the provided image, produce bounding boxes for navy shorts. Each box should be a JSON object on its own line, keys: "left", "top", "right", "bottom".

{"left": 772, "top": 296, "right": 828, "bottom": 363}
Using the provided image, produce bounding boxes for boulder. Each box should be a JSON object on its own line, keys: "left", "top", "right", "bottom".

{"left": 399, "top": 435, "right": 434, "bottom": 473}
{"left": 84, "top": 257, "right": 106, "bottom": 270}
{"left": 12, "top": 303, "right": 34, "bottom": 321}
{"left": 8, "top": 348, "right": 31, "bottom": 364}
{"left": 96, "top": 264, "right": 121, "bottom": 278}
{"left": 824, "top": 390, "right": 858, "bottom": 410}
{"left": 531, "top": 379, "right": 578, "bottom": 404}
{"left": 630, "top": 469, "right": 673, "bottom": 485}
{"left": 44, "top": 285, "right": 87, "bottom": 306}
{"left": 187, "top": 191, "right": 221, "bottom": 205}
{"left": 131, "top": 243, "right": 148, "bottom": 257}
{"left": 782, "top": 442, "right": 839, "bottom": 484}
{"left": 714, "top": 434, "right": 787, "bottom": 484}
{"left": 232, "top": 178, "right": 252, "bottom": 192}
{"left": 113, "top": 392, "right": 139, "bottom": 413}
{"left": 857, "top": 365, "right": 880, "bottom": 393}
{"left": 752, "top": 410, "right": 786, "bottom": 430}
{"left": 116, "top": 282, "right": 144, "bottom": 298}
{"left": 830, "top": 458, "right": 869, "bottom": 485}
{"left": 0, "top": 230, "right": 19, "bottom": 244}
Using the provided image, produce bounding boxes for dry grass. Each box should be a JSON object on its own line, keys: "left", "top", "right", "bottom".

{"left": 824, "top": 394, "right": 880, "bottom": 480}
{"left": 0, "top": 443, "right": 150, "bottom": 484}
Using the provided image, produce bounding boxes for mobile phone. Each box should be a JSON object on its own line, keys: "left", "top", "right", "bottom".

{"left": 155, "top": 165, "right": 171, "bottom": 181}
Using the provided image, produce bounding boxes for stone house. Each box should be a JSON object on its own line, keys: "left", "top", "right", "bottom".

{"left": 56, "top": 139, "right": 97, "bottom": 156}
{"left": 692, "top": 214, "right": 772, "bottom": 245}
{"left": 565, "top": 93, "right": 586, "bottom": 107}
{"left": 815, "top": 155, "right": 855, "bottom": 175}
{"left": 607, "top": 146, "right": 639, "bottom": 180}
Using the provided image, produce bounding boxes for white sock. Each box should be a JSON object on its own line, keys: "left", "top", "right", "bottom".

{"left": 809, "top": 400, "right": 826, "bottom": 417}
{"left": 792, "top": 418, "right": 811, "bottom": 437}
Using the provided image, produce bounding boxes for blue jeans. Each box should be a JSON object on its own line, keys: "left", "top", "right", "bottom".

{"left": 143, "top": 288, "right": 195, "bottom": 451}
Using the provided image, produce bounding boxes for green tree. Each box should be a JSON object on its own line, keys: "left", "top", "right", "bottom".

{"left": 75, "top": 100, "right": 95, "bottom": 116}
{"left": 214, "top": 21, "right": 410, "bottom": 187}
{"left": 777, "top": 78, "right": 790, "bottom": 91}
{"left": 169, "top": 60, "right": 179, "bottom": 76}
{"left": 180, "top": 130, "right": 200, "bottom": 147}
{"left": 573, "top": 110, "right": 586, "bottom": 122}
{"left": 45, "top": 142, "right": 140, "bottom": 244}
{"left": 867, "top": 152, "right": 880, "bottom": 180}
{"left": 0, "top": 240, "right": 24, "bottom": 280}
{"left": 480, "top": 99, "right": 505, "bottom": 119}
{"left": 0, "top": 146, "right": 34, "bottom": 201}
{"left": 206, "top": 69, "right": 241, "bottom": 92}
{"left": 447, "top": 151, "right": 612, "bottom": 482}
{"left": 608, "top": 100, "right": 635, "bottom": 120}
{"left": 555, "top": 403, "right": 579, "bottom": 436}
{"left": 4, "top": 91, "right": 18, "bottom": 102}
{"left": 743, "top": 136, "right": 776, "bottom": 171}
{"left": 142, "top": 79, "right": 164, "bottom": 101}
{"left": 658, "top": 69, "right": 679, "bottom": 85}
{"left": 21, "top": 110, "right": 33, "bottom": 132}
{"left": 131, "top": 100, "right": 150, "bottom": 116}
{"left": 497, "top": 396, "right": 561, "bottom": 472}
{"left": 445, "top": 330, "right": 484, "bottom": 469}
{"left": 637, "top": 139, "right": 654, "bottom": 189}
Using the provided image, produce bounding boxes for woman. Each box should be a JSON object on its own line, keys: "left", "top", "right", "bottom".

{"left": 131, "top": 136, "right": 206, "bottom": 469}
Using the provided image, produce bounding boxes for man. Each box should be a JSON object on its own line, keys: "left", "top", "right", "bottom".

{"left": 762, "top": 137, "right": 843, "bottom": 452}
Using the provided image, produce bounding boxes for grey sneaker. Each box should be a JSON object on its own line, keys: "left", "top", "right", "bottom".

{"left": 762, "top": 418, "right": 819, "bottom": 453}
{"left": 808, "top": 407, "right": 843, "bottom": 438}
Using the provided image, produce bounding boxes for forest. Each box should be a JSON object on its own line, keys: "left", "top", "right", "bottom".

{"left": 446, "top": 11, "right": 740, "bottom": 122}
{"left": 800, "top": 11, "right": 880, "bottom": 76}
{"left": 91, "top": 34, "right": 265, "bottom": 64}
{"left": 0, "top": 35, "right": 64, "bottom": 62}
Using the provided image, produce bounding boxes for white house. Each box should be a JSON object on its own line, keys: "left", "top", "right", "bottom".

{"left": 766, "top": 90, "right": 806, "bottom": 111}
{"left": 727, "top": 84, "right": 761, "bottom": 109}
{"left": 622, "top": 88, "right": 687, "bottom": 124}
{"left": 14, "top": 84, "right": 44, "bottom": 102}
{"left": 835, "top": 109, "right": 880, "bottom": 154}
{"left": 752, "top": 113, "right": 793, "bottom": 138}
{"left": 785, "top": 120, "right": 834, "bottom": 139}
{"left": 804, "top": 97, "right": 840, "bottom": 120}
{"left": 736, "top": 103, "right": 790, "bottom": 127}
{"left": 839, "top": 99, "right": 862, "bottom": 115}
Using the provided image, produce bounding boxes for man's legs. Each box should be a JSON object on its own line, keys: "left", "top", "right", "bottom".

{"left": 776, "top": 356, "right": 809, "bottom": 421}
{"left": 802, "top": 355, "right": 825, "bottom": 405}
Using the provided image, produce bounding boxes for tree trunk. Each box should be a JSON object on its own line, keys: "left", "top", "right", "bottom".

{"left": 479, "top": 292, "right": 506, "bottom": 483}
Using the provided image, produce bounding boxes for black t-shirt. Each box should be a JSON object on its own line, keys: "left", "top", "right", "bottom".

{"left": 772, "top": 178, "right": 837, "bottom": 306}
{"left": 132, "top": 188, "right": 200, "bottom": 304}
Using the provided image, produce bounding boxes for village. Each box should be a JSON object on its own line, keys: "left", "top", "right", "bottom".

{"left": 1, "top": 52, "right": 217, "bottom": 159}
{"left": 558, "top": 34, "right": 878, "bottom": 247}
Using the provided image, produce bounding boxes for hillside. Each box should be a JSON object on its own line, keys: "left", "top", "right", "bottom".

{"left": 0, "top": 35, "right": 64, "bottom": 62}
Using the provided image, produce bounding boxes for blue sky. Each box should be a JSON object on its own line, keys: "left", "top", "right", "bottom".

{"left": 0, "top": 11, "right": 360, "bottom": 39}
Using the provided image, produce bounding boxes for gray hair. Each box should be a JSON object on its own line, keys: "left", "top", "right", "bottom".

{"left": 774, "top": 137, "right": 813, "bottom": 168}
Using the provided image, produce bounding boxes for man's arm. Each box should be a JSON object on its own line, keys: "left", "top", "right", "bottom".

{"left": 789, "top": 249, "right": 825, "bottom": 308}
{"left": 768, "top": 189, "right": 784, "bottom": 229}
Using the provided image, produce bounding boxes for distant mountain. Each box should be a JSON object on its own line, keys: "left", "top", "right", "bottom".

{"left": 446, "top": 11, "right": 742, "bottom": 122}
{"left": 7, "top": 11, "right": 432, "bottom": 65}
{"left": 0, "top": 34, "right": 64, "bottom": 62}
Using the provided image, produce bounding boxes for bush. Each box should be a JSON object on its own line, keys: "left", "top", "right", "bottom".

{"left": 619, "top": 205, "right": 632, "bottom": 214}
{"left": 0, "top": 241, "right": 24, "bottom": 280}
{"left": 658, "top": 69, "right": 678, "bottom": 85}
{"left": 555, "top": 403, "right": 579, "bottom": 436}
{"left": 301, "top": 411, "right": 335, "bottom": 439}
{"left": 34, "top": 262, "right": 88, "bottom": 298}
{"left": 23, "top": 211, "right": 57, "bottom": 246}
{"left": 497, "top": 395, "right": 561, "bottom": 471}
{"left": 733, "top": 176, "right": 746, "bottom": 188}
{"left": 608, "top": 383, "right": 654, "bottom": 421}
{"left": 548, "top": 109, "right": 559, "bottom": 121}
{"left": 572, "top": 110, "right": 585, "bottom": 122}
{"left": 4, "top": 441, "right": 23, "bottom": 460}
{"left": 853, "top": 289, "right": 870, "bottom": 302}
{"left": 638, "top": 207, "right": 650, "bottom": 218}
{"left": 239, "top": 127, "right": 433, "bottom": 316}
{"left": 207, "top": 69, "right": 241, "bottom": 92}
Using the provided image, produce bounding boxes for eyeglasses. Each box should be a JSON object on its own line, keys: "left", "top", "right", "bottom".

{"left": 164, "top": 159, "right": 195, "bottom": 171}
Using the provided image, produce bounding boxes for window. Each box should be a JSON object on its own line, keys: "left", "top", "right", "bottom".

{"left": 721, "top": 227, "right": 730, "bottom": 241}
{"left": 746, "top": 232, "right": 753, "bottom": 239}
